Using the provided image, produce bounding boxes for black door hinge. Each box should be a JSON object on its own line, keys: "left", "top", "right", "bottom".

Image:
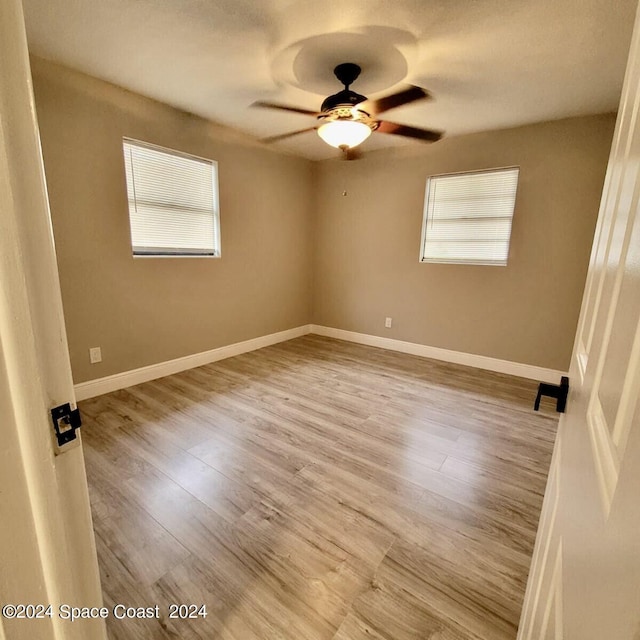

{"left": 534, "top": 376, "right": 569, "bottom": 413}
{"left": 51, "top": 403, "right": 82, "bottom": 446}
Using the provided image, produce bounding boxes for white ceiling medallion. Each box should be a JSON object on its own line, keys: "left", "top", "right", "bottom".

{"left": 269, "top": 28, "right": 417, "bottom": 98}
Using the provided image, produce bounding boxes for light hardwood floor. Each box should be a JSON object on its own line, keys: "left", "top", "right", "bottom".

{"left": 79, "top": 335, "right": 559, "bottom": 640}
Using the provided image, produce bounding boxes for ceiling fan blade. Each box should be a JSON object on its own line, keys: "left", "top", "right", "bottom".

{"left": 359, "top": 85, "right": 431, "bottom": 115}
{"left": 261, "top": 127, "right": 318, "bottom": 143}
{"left": 251, "top": 101, "right": 320, "bottom": 117}
{"left": 376, "top": 120, "right": 442, "bottom": 142}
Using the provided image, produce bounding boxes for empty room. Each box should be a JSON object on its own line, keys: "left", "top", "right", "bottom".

{"left": 2, "top": 1, "right": 640, "bottom": 639}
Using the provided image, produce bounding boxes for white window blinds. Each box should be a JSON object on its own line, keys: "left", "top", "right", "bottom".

{"left": 123, "top": 139, "right": 220, "bottom": 256}
{"left": 420, "top": 167, "right": 519, "bottom": 266}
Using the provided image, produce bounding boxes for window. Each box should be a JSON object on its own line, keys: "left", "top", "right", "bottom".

{"left": 419, "top": 166, "right": 519, "bottom": 266}
{"left": 122, "top": 138, "right": 221, "bottom": 257}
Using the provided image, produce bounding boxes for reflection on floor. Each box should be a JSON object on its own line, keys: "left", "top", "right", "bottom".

{"left": 80, "top": 334, "right": 558, "bottom": 639}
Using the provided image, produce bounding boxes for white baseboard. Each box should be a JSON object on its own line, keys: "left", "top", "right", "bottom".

{"left": 75, "top": 322, "right": 566, "bottom": 401}
{"left": 74, "top": 324, "right": 312, "bottom": 401}
{"left": 310, "top": 325, "right": 566, "bottom": 384}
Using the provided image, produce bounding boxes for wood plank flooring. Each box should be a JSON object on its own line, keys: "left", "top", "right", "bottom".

{"left": 79, "top": 335, "right": 559, "bottom": 640}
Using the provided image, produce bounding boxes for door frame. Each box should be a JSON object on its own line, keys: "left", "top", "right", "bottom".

{"left": 0, "top": 1, "right": 105, "bottom": 638}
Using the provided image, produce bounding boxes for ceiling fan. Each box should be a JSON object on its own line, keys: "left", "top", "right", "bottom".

{"left": 253, "top": 62, "right": 443, "bottom": 156}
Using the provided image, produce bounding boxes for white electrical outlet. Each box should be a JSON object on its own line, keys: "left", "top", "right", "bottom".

{"left": 89, "top": 347, "right": 102, "bottom": 364}
{"left": 385, "top": 317, "right": 392, "bottom": 328}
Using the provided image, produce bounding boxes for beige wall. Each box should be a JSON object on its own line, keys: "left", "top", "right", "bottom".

{"left": 32, "top": 56, "right": 613, "bottom": 380}
{"left": 31, "top": 58, "right": 315, "bottom": 383}
{"left": 313, "top": 114, "right": 615, "bottom": 371}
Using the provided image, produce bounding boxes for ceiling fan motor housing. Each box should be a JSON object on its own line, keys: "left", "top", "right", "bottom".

{"left": 321, "top": 89, "right": 368, "bottom": 112}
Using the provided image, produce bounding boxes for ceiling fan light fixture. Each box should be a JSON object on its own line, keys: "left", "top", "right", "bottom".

{"left": 317, "top": 119, "right": 372, "bottom": 149}
{"left": 253, "top": 62, "right": 442, "bottom": 153}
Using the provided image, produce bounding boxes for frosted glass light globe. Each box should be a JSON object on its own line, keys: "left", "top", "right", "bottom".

{"left": 317, "top": 120, "right": 372, "bottom": 149}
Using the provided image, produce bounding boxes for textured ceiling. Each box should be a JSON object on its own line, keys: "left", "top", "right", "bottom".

{"left": 23, "top": 0, "right": 637, "bottom": 160}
